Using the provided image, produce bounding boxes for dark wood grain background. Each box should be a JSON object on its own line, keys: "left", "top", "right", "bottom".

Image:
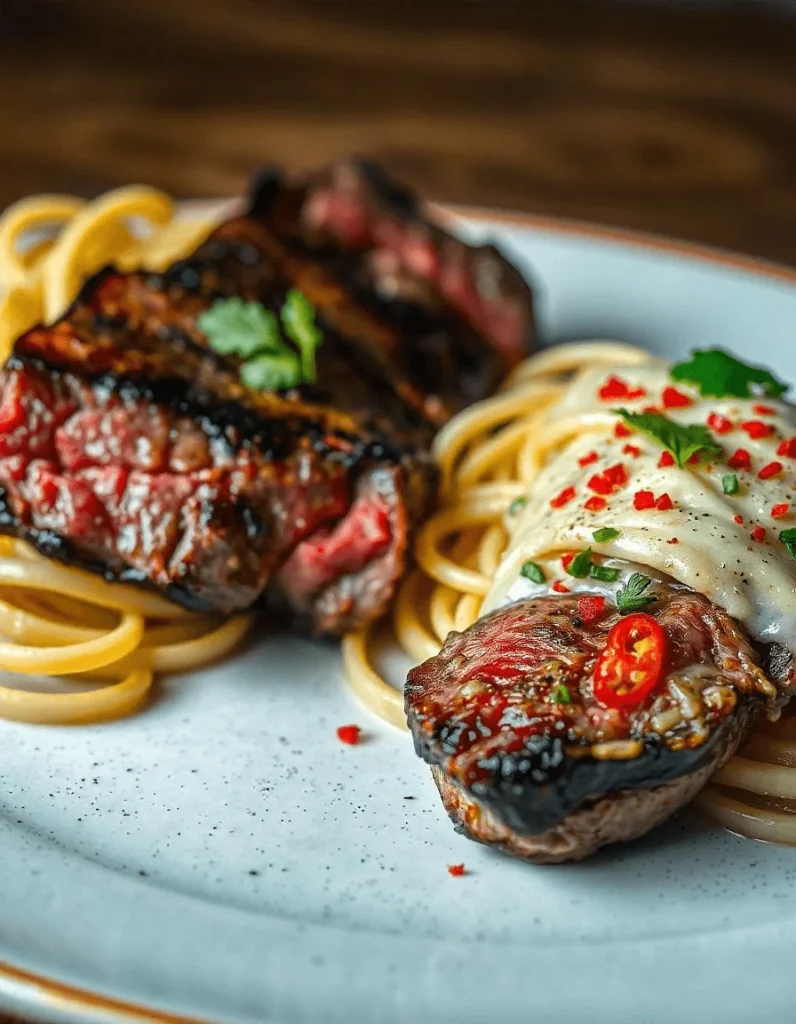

{"left": 0, "top": 0, "right": 795, "bottom": 1020}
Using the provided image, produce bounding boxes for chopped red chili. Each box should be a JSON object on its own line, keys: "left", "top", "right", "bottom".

{"left": 707, "top": 412, "right": 733, "bottom": 435}
{"left": 642, "top": 405, "right": 661, "bottom": 415}
{"left": 584, "top": 496, "right": 607, "bottom": 512}
{"left": 658, "top": 451, "right": 676, "bottom": 468}
{"left": 552, "top": 580, "right": 569, "bottom": 593}
{"left": 656, "top": 492, "right": 674, "bottom": 511}
{"left": 598, "top": 375, "right": 645, "bottom": 401}
{"left": 777, "top": 438, "right": 796, "bottom": 459}
{"left": 623, "top": 443, "right": 641, "bottom": 457}
{"left": 577, "top": 595, "right": 606, "bottom": 623}
{"left": 728, "top": 448, "right": 751, "bottom": 470}
{"left": 578, "top": 450, "right": 599, "bottom": 467}
{"left": 593, "top": 613, "right": 667, "bottom": 711}
{"left": 550, "top": 486, "right": 576, "bottom": 508}
{"left": 633, "top": 490, "right": 656, "bottom": 510}
{"left": 336, "top": 724, "right": 362, "bottom": 745}
{"left": 662, "top": 386, "right": 692, "bottom": 409}
{"left": 447, "top": 864, "right": 466, "bottom": 877}
{"left": 740, "top": 420, "right": 773, "bottom": 440}
{"left": 758, "top": 461, "right": 783, "bottom": 480}
{"left": 754, "top": 404, "right": 776, "bottom": 416}
{"left": 771, "top": 503, "right": 790, "bottom": 519}
{"left": 561, "top": 552, "right": 575, "bottom": 570}
{"left": 733, "top": 514, "right": 744, "bottom": 525}
{"left": 614, "top": 422, "right": 632, "bottom": 438}
{"left": 751, "top": 526, "right": 766, "bottom": 542}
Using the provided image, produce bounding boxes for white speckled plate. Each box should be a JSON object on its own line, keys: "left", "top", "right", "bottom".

{"left": 2, "top": 206, "right": 796, "bottom": 1024}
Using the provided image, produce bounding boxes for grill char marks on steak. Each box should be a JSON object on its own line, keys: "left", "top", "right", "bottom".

{"left": 405, "top": 587, "right": 774, "bottom": 862}
{"left": 248, "top": 158, "right": 536, "bottom": 414}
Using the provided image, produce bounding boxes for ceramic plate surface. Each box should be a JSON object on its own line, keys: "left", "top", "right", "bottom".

{"left": 2, "top": 207, "right": 796, "bottom": 1024}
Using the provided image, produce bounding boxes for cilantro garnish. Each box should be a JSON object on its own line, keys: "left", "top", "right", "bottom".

{"left": 670, "top": 349, "right": 787, "bottom": 400}
{"left": 551, "top": 683, "right": 571, "bottom": 705}
{"left": 567, "top": 548, "right": 593, "bottom": 578}
{"left": 780, "top": 529, "right": 796, "bottom": 560}
{"left": 590, "top": 564, "right": 620, "bottom": 583}
{"left": 509, "top": 497, "right": 527, "bottom": 516}
{"left": 722, "top": 473, "right": 739, "bottom": 495}
{"left": 593, "top": 527, "right": 620, "bottom": 543}
{"left": 616, "top": 573, "right": 656, "bottom": 613}
{"left": 614, "top": 408, "right": 722, "bottom": 468}
{"left": 198, "top": 292, "right": 323, "bottom": 392}
{"left": 520, "top": 561, "right": 545, "bottom": 584}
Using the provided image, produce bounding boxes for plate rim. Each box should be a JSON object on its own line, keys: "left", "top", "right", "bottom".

{"left": 2, "top": 201, "right": 795, "bottom": 1024}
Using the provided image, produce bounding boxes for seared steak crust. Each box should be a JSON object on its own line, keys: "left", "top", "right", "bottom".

{"left": 406, "top": 587, "right": 772, "bottom": 860}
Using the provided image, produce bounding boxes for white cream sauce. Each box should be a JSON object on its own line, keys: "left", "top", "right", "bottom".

{"left": 482, "top": 361, "right": 796, "bottom": 654}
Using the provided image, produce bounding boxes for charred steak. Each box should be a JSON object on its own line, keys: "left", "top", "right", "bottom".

{"left": 0, "top": 162, "right": 535, "bottom": 631}
{"left": 405, "top": 585, "right": 774, "bottom": 862}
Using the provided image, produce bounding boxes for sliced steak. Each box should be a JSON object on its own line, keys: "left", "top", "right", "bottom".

{"left": 405, "top": 586, "right": 775, "bottom": 862}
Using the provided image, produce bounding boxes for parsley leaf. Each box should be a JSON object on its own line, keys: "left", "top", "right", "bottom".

{"left": 509, "top": 497, "right": 527, "bottom": 516}
{"left": 616, "top": 573, "right": 656, "bottom": 613}
{"left": 198, "top": 298, "right": 283, "bottom": 360}
{"left": 593, "top": 527, "right": 620, "bottom": 543}
{"left": 520, "top": 561, "right": 546, "bottom": 584}
{"left": 670, "top": 349, "right": 787, "bottom": 399}
{"left": 780, "top": 529, "right": 796, "bottom": 560}
{"left": 590, "top": 564, "right": 620, "bottom": 583}
{"left": 567, "top": 548, "right": 593, "bottom": 578}
{"left": 551, "top": 683, "right": 571, "bottom": 705}
{"left": 614, "top": 408, "right": 723, "bottom": 468}
{"left": 240, "top": 351, "right": 302, "bottom": 391}
{"left": 722, "top": 473, "right": 739, "bottom": 495}
{"left": 281, "top": 289, "right": 323, "bottom": 384}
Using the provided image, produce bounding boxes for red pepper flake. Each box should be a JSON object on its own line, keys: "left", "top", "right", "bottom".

{"left": 707, "top": 412, "right": 733, "bottom": 435}
{"left": 686, "top": 452, "right": 703, "bottom": 466}
{"left": 758, "top": 461, "right": 783, "bottom": 480}
{"left": 740, "top": 420, "right": 773, "bottom": 440}
{"left": 604, "top": 463, "right": 628, "bottom": 487}
{"left": 666, "top": 538, "right": 680, "bottom": 544}
{"left": 777, "top": 437, "right": 796, "bottom": 458}
{"left": 658, "top": 451, "right": 676, "bottom": 468}
{"left": 728, "top": 448, "right": 751, "bottom": 471}
{"left": 577, "top": 595, "right": 606, "bottom": 623}
{"left": 754, "top": 404, "right": 776, "bottom": 415}
{"left": 584, "top": 495, "right": 606, "bottom": 512}
{"left": 614, "top": 422, "right": 632, "bottom": 438}
{"left": 336, "top": 724, "right": 362, "bottom": 745}
{"left": 447, "top": 864, "right": 466, "bottom": 877}
{"left": 733, "top": 514, "right": 744, "bottom": 525}
{"left": 771, "top": 503, "right": 790, "bottom": 519}
{"left": 662, "top": 386, "right": 692, "bottom": 409}
{"left": 634, "top": 490, "right": 656, "bottom": 510}
{"left": 751, "top": 526, "right": 766, "bottom": 543}
{"left": 656, "top": 492, "right": 674, "bottom": 511}
{"left": 578, "top": 450, "right": 599, "bottom": 467}
{"left": 561, "top": 552, "right": 575, "bottom": 571}
{"left": 550, "top": 486, "right": 576, "bottom": 508}
{"left": 598, "top": 375, "right": 645, "bottom": 401}
{"left": 552, "top": 580, "right": 569, "bottom": 593}
{"left": 642, "top": 405, "right": 661, "bottom": 415}
{"left": 622, "top": 443, "right": 641, "bottom": 457}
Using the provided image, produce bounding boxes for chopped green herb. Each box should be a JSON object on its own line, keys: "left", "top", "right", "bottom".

{"left": 280, "top": 289, "right": 323, "bottom": 383}
{"left": 722, "top": 473, "right": 739, "bottom": 495}
{"left": 593, "top": 527, "right": 620, "bottom": 543}
{"left": 780, "top": 528, "right": 796, "bottom": 560}
{"left": 240, "top": 351, "right": 302, "bottom": 391}
{"left": 198, "top": 297, "right": 283, "bottom": 360}
{"left": 567, "top": 548, "right": 593, "bottom": 578}
{"left": 590, "top": 564, "right": 620, "bottom": 583}
{"left": 616, "top": 572, "right": 656, "bottom": 614}
{"left": 551, "top": 683, "right": 571, "bottom": 705}
{"left": 670, "top": 348, "right": 787, "bottom": 400}
{"left": 613, "top": 409, "right": 722, "bottom": 468}
{"left": 509, "top": 497, "right": 527, "bottom": 516}
{"left": 520, "top": 561, "right": 546, "bottom": 584}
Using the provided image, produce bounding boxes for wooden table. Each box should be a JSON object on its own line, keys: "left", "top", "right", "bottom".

{"left": 0, "top": 0, "right": 795, "bottom": 1020}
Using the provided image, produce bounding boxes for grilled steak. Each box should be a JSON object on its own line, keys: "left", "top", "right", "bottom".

{"left": 405, "top": 586, "right": 773, "bottom": 861}
{"left": 0, "top": 163, "right": 534, "bottom": 631}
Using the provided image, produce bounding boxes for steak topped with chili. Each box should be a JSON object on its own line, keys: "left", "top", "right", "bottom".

{"left": 405, "top": 583, "right": 775, "bottom": 861}
{"left": 0, "top": 162, "right": 535, "bottom": 630}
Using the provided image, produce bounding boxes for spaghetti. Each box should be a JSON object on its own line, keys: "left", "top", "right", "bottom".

{"left": 344, "top": 340, "right": 796, "bottom": 845}
{"left": 0, "top": 187, "right": 250, "bottom": 724}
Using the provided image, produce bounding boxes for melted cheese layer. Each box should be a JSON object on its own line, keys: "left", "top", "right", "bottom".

{"left": 482, "top": 362, "right": 796, "bottom": 650}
